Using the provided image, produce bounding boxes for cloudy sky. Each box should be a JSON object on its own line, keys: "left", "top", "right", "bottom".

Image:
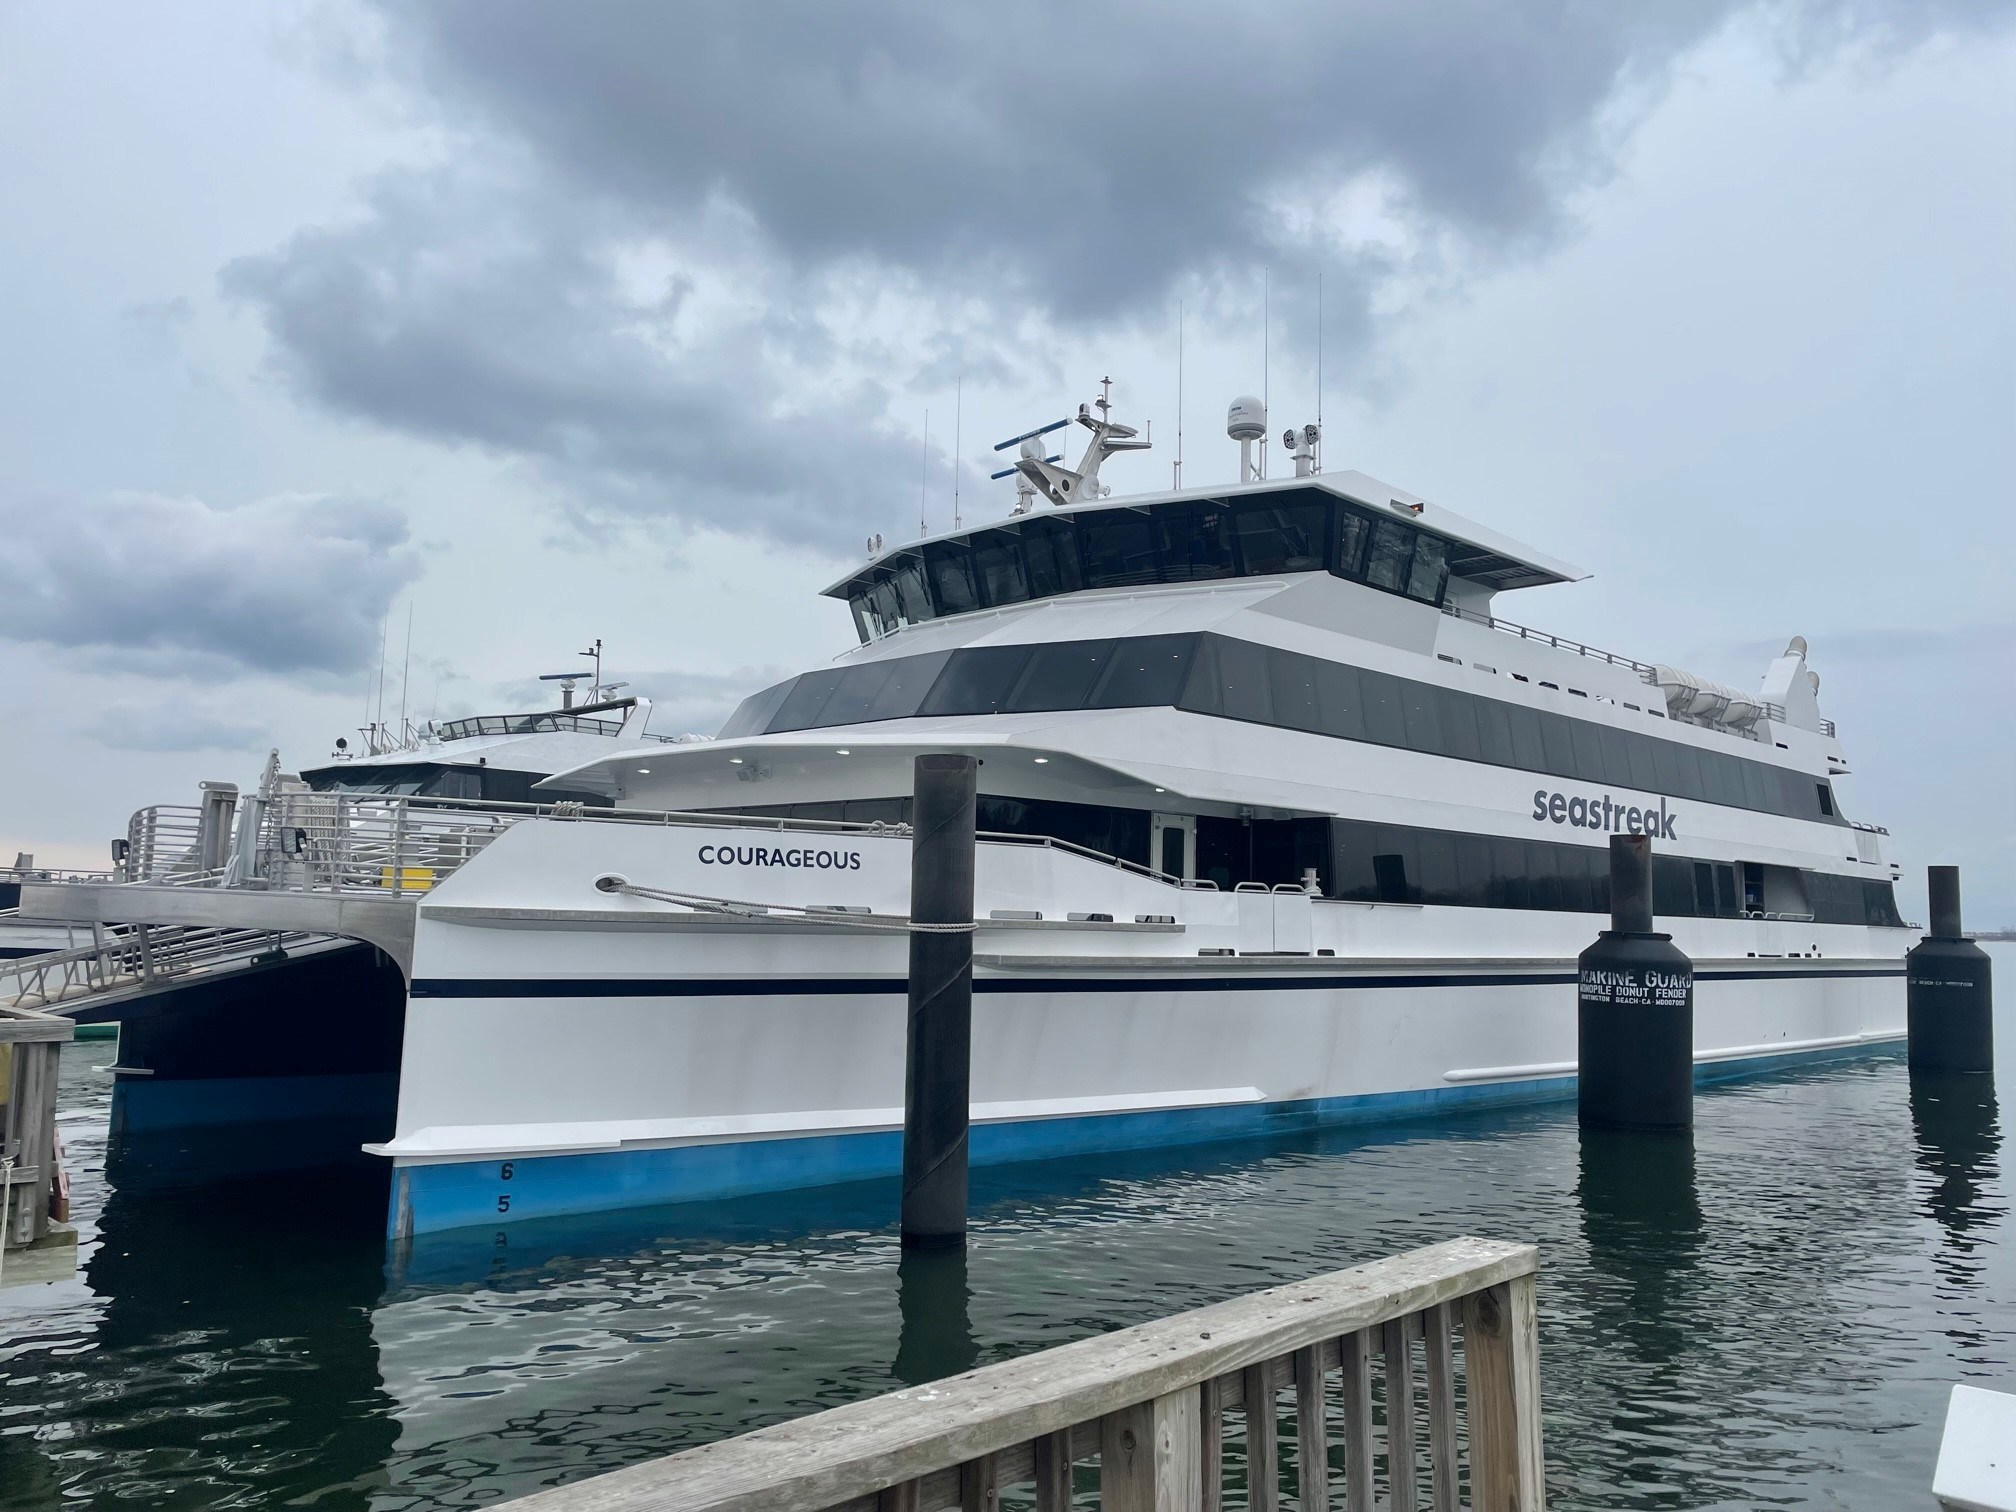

{"left": 3, "top": 2, "right": 2012, "bottom": 920}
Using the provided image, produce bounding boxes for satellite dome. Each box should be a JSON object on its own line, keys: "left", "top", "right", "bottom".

{"left": 1227, "top": 396, "right": 1267, "bottom": 442}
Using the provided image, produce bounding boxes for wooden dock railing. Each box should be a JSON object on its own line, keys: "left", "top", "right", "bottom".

{"left": 501, "top": 1235, "right": 1543, "bottom": 1512}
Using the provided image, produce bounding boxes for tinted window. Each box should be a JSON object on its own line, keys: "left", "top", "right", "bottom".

{"left": 817, "top": 660, "right": 899, "bottom": 727}
{"left": 1476, "top": 697, "right": 1515, "bottom": 766}
{"left": 1650, "top": 736, "right": 1681, "bottom": 793}
{"left": 1670, "top": 742, "right": 1705, "bottom": 802}
{"left": 924, "top": 542, "right": 980, "bottom": 616}
{"left": 1507, "top": 703, "right": 1547, "bottom": 770}
{"left": 1235, "top": 499, "right": 1330, "bottom": 574}
{"left": 1007, "top": 640, "right": 1113, "bottom": 712}
{"left": 1539, "top": 712, "right": 1578, "bottom": 778}
{"left": 1365, "top": 519, "right": 1414, "bottom": 592}
{"left": 1626, "top": 730, "right": 1659, "bottom": 789}
{"left": 1212, "top": 636, "right": 1273, "bottom": 723}
{"left": 1440, "top": 687, "right": 1481, "bottom": 761}
{"left": 919, "top": 645, "right": 1034, "bottom": 715}
{"left": 1703, "top": 752, "right": 1741, "bottom": 807}
{"left": 1406, "top": 532, "right": 1448, "bottom": 603}
{"left": 1080, "top": 512, "right": 1160, "bottom": 588}
{"left": 1088, "top": 633, "right": 1197, "bottom": 708}
{"left": 865, "top": 579, "right": 902, "bottom": 637}
{"left": 1402, "top": 681, "right": 1443, "bottom": 752}
{"left": 1153, "top": 501, "right": 1237, "bottom": 581}
{"left": 769, "top": 668, "right": 848, "bottom": 731}
{"left": 1268, "top": 648, "right": 1322, "bottom": 732}
{"left": 1416, "top": 830, "right": 1460, "bottom": 901}
{"left": 1334, "top": 509, "right": 1370, "bottom": 578}
{"left": 1817, "top": 781, "right": 1835, "bottom": 818}
{"left": 718, "top": 678, "right": 794, "bottom": 738}
{"left": 1021, "top": 517, "right": 1082, "bottom": 599}
{"left": 1315, "top": 660, "right": 1366, "bottom": 741}
{"left": 1739, "top": 760, "right": 1772, "bottom": 812}
{"left": 1598, "top": 726, "right": 1634, "bottom": 789}
{"left": 1177, "top": 636, "right": 1223, "bottom": 716}
{"left": 890, "top": 561, "right": 932, "bottom": 624}
{"left": 970, "top": 529, "right": 1029, "bottom": 608}
{"left": 1570, "top": 720, "right": 1607, "bottom": 783}
{"left": 1362, "top": 669, "right": 1407, "bottom": 746}
{"left": 1491, "top": 836, "right": 1530, "bottom": 910}
{"left": 865, "top": 649, "right": 952, "bottom": 721}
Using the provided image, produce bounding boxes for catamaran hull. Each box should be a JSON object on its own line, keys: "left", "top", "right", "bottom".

{"left": 380, "top": 948, "right": 1903, "bottom": 1239}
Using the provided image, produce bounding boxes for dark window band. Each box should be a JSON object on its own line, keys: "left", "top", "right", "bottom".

{"left": 704, "top": 799, "right": 1901, "bottom": 927}
{"left": 719, "top": 632, "right": 1845, "bottom": 826}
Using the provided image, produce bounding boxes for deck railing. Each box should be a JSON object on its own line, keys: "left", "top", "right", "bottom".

{"left": 0, "top": 922, "right": 336, "bottom": 1012}
{"left": 499, "top": 1236, "right": 1542, "bottom": 1512}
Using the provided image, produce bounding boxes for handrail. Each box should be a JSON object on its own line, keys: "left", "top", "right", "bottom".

{"left": 498, "top": 1236, "right": 1542, "bottom": 1512}
{"left": 1442, "top": 601, "right": 1657, "bottom": 675}
{"left": 0, "top": 921, "right": 335, "bottom": 1012}
{"left": 111, "top": 789, "right": 1240, "bottom": 903}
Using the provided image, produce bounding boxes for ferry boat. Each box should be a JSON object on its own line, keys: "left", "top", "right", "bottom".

{"left": 359, "top": 390, "right": 1910, "bottom": 1237}
{"left": 298, "top": 666, "right": 666, "bottom": 809}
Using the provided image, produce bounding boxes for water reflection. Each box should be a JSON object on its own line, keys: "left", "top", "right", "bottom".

{"left": 894, "top": 1245, "right": 978, "bottom": 1386}
{"left": 1576, "top": 1128, "right": 1703, "bottom": 1366}
{"left": 4, "top": 1170, "right": 399, "bottom": 1512}
{"left": 1908, "top": 1071, "right": 2004, "bottom": 1292}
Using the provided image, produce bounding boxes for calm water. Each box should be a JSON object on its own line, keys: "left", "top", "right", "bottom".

{"left": 3, "top": 954, "right": 2011, "bottom": 1511}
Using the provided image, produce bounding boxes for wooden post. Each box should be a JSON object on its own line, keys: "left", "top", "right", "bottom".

{"left": 1463, "top": 1276, "right": 1546, "bottom": 1512}
{"left": 1198, "top": 1376, "right": 1224, "bottom": 1512}
{"left": 959, "top": 1451, "right": 1000, "bottom": 1512}
{"left": 1423, "top": 1302, "right": 1460, "bottom": 1512}
{"left": 1102, "top": 1388, "right": 1202, "bottom": 1512}
{"left": 1242, "top": 1363, "right": 1278, "bottom": 1512}
{"left": 1033, "top": 1428, "right": 1074, "bottom": 1511}
{"left": 1294, "top": 1344, "right": 1328, "bottom": 1508}
{"left": 901, "top": 754, "right": 976, "bottom": 1248}
{"left": 1340, "top": 1327, "right": 1375, "bottom": 1510}
{"left": 1385, "top": 1316, "right": 1421, "bottom": 1510}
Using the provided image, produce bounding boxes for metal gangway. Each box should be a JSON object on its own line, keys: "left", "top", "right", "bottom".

{"left": 12, "top": 756, "right": 913, "bottom": 992}
{"left": 0, "top": 920, "right": 352, "bottom": 1016}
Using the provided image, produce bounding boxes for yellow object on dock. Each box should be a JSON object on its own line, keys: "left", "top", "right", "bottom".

{"left": 380, "top": 867, "right": 436, "bottom": 892}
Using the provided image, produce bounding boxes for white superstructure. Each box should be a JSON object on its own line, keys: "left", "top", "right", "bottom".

{"left": 372, "top": 388, "right": 1910, "bottom": 1238}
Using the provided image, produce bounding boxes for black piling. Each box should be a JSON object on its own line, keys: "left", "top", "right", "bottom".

{"left": 1907, "top": 865, "right": 1994, "bottom": 1077}
{"left": 1578, "top": 833, "right": 1695, "bottom": 1130}
{"left": 900, "top": 753, "right": 977, "bottom": 1249}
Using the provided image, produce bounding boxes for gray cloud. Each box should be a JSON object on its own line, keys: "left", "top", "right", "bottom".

{"left": 85, "top": 700, "right": 267, "bottom": 754}
{"left": 225, "top": 0, "right": 2012, "bottom": 548}
{"left": 221, "top": 168, "right": 930, "bottom": 549}
{"left": 0, "top": 487, "right": 421, "bottom": 676}
{"left": 369, "top": 0, "right": 2008, "bottom": 318}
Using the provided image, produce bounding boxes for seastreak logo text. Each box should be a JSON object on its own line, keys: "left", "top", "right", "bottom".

{"left": 1532, "top": 789, "right": 1678, "bottom": 839}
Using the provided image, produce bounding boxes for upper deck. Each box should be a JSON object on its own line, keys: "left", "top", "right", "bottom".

{"left": 823, "top": 472, "right": 1587, "bottom": 645}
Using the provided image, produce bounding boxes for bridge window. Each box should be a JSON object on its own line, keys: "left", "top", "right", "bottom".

{"left": 924, "top": 541, "right": 980, "bottom": 616}
{"left": 1235, "top": 498, "right": 1329, "bottom": 574}
{"left": 1079, "top": 511, "right": 1162, "bottom": 589}
{"left": 971, "top": 528, "right": 1030, "bottom": 608}
{"left": 1364, "top": 519, "right": 1415, "bottom": 593}
{"left": 1406, "top": 532, "right": 1449, "bottom": 602}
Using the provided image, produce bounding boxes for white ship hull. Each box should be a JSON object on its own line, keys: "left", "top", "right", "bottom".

{"left": 377, "top": 820, "right": 1906, "bottom": 1237}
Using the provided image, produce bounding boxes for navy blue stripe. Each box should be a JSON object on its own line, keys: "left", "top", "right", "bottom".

{"left": 408, "top": 965, "right": 1901, "bottom": 999}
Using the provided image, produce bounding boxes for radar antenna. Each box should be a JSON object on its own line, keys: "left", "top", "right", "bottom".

{"left": 992, "top": 379, "right": 1152, "bottom": 510}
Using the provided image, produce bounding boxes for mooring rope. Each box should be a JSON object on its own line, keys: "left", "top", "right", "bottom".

{"left": 594, "top": 877, "right": 977, "bottom": 933}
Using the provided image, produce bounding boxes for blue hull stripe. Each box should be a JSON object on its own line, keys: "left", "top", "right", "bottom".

{"left": 388, "top": 1037, "right": 1902, "bottom": 1238}
{"left": 409, "top": 965, "right": 1899, "bottom": 999}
